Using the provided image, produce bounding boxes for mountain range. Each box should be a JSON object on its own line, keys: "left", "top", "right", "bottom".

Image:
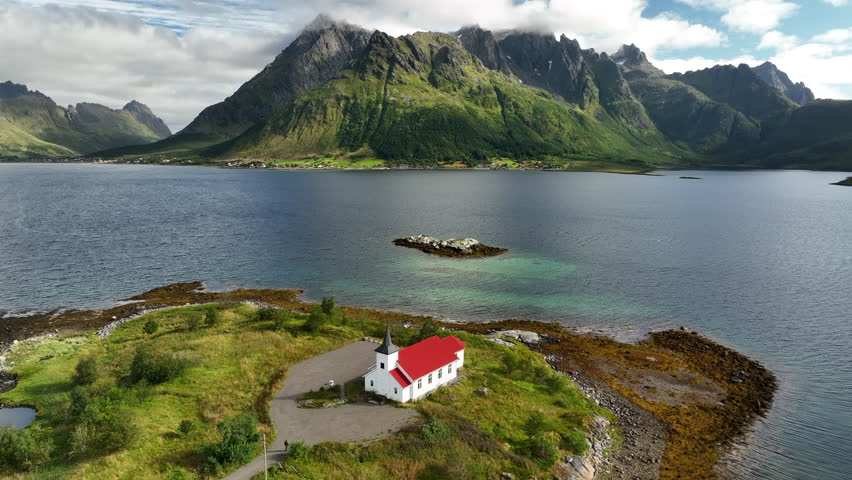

{"left": 0, "top": 81, "right": 170, "bottom": 158}
{"left": 11, "top": 15, "right": 852, "bottom": 171}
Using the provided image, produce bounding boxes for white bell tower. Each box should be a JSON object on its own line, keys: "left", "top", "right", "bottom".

{"left": 375, "top": 324, "right": 400, "bottom": 371}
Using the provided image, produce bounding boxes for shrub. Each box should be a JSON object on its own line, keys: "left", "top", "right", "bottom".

{"left": 415, "top": 319, "right": 439, "bottom": 343}
{"left": 526, "top": 435, "right": 558, "bottom": 467}
{"left": 71, "top": 403, "right": 138, "bottom": 457}
{"left": 69, "top": 386, "right": 92, "bottom": 417}
{"left": 129, "top": 348, "right": 189, "bottom": 384}
{"left": 256, "top": 307, "right": 278, "bottom": 323}
{"left": 320, "top": 296, "right": 335, "bottom": 317}
{"left": 0, "top": 425, "right": 54, "bottom": 471}
{"left": 523, "top": 411, "right": 547, "bottom": 437}
{"left": 204, "top": 307, "right": 220, "bottom": 328}
{"left": 544, "top": 373, "right": 569, "bottom": 394}
{"left": 500, "top": 350, "right": 532, "bottom": 378}
{"left": 273, "top": 310, "right": 294, "bottom": 331}
{"left": 287, "top": 441, "right": 309, "bottom": 461}
{"left": 256, "top": 307, "right": 295, "bottom": 331}
{"left": 304, "top": 306, "right": 328, "bottom": 332}
{"left": 73, "top": 356, "right": 98, "bottom": 385}
{"left": 202, "top": 414, "right": 260, "bottom": 472}
{"left": 561, "top": 430, "right": 589, "bottom": 454}
{"left": 178, "top": 419, "right": 198, "bottom": 435}
{"left": 143, "top": 318, "right": 159, "bottom": 335}
{"left": 165, "top": 466, "right": 193, "bottom": 480}
{"left": 421, "top": 417, "right": 451, "bottom": 444}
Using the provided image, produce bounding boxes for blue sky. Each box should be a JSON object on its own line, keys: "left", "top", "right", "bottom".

{"left": 1, "top": 0, "right": 849, "bottom": 131}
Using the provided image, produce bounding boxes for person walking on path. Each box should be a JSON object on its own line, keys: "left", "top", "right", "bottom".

{"left": 284, "top": 440, "right": 289, "bottom": 452}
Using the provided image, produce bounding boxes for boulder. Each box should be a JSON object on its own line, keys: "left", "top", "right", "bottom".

{"left": 393, "top": 235, "right": 507, "bottom": 258}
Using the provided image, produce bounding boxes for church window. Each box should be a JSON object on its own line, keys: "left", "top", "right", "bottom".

{"left": 418, "top": 379, "right": 422, "bottom": 389}
{"left": 438, "top": 369, "right": 442, "bottom": 379}
{"left": 448, "top": 363, "right": 453, "bottom": 373}
{"left": 428, "top": 373, "right": 433, "bottom": 384}
{"left": 370, "top": 380, "right": 373, "bottom": 387}
{"left": 394, "top": 387, "right": 398, "bottom": 394}
{"left": 380, "top": 362, "right": 385, "bottom": 369}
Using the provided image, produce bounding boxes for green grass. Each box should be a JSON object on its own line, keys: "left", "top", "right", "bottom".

{"left": 262, "top": 334, "right": 607, "bottom": 480}
{"left": 1, "top": 304, "right": 605, "bottom": 480}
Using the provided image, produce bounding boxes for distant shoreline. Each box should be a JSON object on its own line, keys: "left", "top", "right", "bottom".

{"left": 3, "top": 159, "right": 851, "bottom": 177}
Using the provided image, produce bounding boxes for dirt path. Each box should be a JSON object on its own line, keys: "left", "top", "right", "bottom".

{"left": 222, "top": 341, "right": 419, "bottom": 480}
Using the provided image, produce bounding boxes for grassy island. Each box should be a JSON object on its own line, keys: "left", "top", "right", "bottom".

{"left": 0, "top": 302, "right": 605, "bottom": 480}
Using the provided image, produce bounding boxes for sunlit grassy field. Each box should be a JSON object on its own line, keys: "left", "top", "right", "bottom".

{"left": 1, "top": 303, "right": 605, "bottom": 480}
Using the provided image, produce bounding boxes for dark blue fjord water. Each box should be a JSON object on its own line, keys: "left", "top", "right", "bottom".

{"left": 1, "top": 164, "right": 850, "bottom": 478}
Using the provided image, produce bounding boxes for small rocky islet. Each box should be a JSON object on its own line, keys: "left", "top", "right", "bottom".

{"left": 393, "top": 235, "right": 508, "bottom": 258}
{"left": 830, "top": 176, "right": 852, "bottom": 186}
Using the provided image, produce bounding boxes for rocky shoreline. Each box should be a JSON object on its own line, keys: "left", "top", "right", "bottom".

{"left": 393, "top": 235, "right": 507, "bottom": 258}
{"left": 451, "top": 319, "right": 777, "bottom": 480}
{"left": 484, "top": 328, "right": 666, "bottom": 480}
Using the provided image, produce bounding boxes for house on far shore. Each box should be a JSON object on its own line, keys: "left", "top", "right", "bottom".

{"left": 364, "top": 326, "right": 465, "bottom": 403}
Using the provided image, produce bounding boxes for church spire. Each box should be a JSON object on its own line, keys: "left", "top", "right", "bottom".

{"left": 375, "top": 324, "right": 399, "bottom": 354}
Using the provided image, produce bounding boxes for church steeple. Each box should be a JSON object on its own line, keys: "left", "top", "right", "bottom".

{"left": 375, "top": 324, "right": 400, "bottom": 355}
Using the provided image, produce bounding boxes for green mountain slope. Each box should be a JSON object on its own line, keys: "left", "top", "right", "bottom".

{"left": 756, "top": 100, "right": 852, "bottom": 169}
{"left": 0, "top": 117, "right": 76, "bottom": 158}
{"left": 752, "top": 62, "right": 815, "bottom": 106}
{"left": 93, "top": 17, "right": 850, "bottom": 171}
{"left": 210, "top": 31, "right": 683, "bottom": 167}
{"left": 667, "top": 64, "right": 796, "bottom": 122}
{"left": 627, "top": 76, "right": 760, "bottom": 153}
{"left": 0, "top": 81, "right": 170, "bottom": 158}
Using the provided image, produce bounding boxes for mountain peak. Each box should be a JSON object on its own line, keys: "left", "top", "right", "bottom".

{"left": 303, "top": 13, "right": 361, "bottom": 33}
{"left": 123, "top": 100, "right": 152, "bottom": 114}
{"left": 455, "top": 25, "right": 507, "bottom": 72}
{"left": 122, "top": 100, "right": 171, "bottom": 137}
{"left": 0, "top": 81, "right": 35, "bottom": 99}
{"left": 611, "top": 44, "right": 663, "bottom": 79}
{"left": 612, "top": 44, "right": 648, "bottom": 65}
{"left": 751, "top": 61, "right": 814, "bottom": 105}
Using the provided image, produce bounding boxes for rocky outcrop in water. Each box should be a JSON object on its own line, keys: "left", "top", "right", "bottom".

{"left": 393, "top": 235, "right": 507, "bottom": 258}
{"left": 831, "top": 176, "right": 852, "bottom": 186}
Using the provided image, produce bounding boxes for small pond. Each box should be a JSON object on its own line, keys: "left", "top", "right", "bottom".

{"left": 0, "top": 407, "right": 36, "bottom": 429}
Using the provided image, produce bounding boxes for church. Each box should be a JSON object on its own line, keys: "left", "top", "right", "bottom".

{"left": 364, "top": 326, "right": 465, "bottom": 403}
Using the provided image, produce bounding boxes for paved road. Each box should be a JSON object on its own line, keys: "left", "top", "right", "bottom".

{"left": 222, "top": 341, "right": 418, "bottom": 480}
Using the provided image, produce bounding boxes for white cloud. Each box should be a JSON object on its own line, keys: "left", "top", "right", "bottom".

{"left": 823, "top": 0, "right": 847, "bottom": 5}
{"left": 758, "top": 30, "right": 799, "bottom": 50}
{"left": 812, "top": 27, "right": 852, "bottom": 43}
{"left": 0, "top": 4, "right": 294, "bottom": 132}
{"left": 653, "top": 28, "right": 852, "bottom": 101}
{"left": 769, "top": 42, "right": 852, "bottom": 99}
{"left": 678, "top": 0, "right": 799, "bottom": 33}
{"left": 314, "top": 0, "right": 725, "bottom": 55}
{"left": 651, "top": 55, "right": 762, "bottom": 75}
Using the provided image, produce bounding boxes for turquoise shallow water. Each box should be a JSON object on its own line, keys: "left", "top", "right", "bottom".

{"left": 0, "top": 164, "right": 850, "bottom": 478}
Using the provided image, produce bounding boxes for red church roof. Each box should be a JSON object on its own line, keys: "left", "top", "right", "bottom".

{"left": 389, "top": 368, "right": 411, "bottom": 388}
{"left": 395, "top": 335, "right": 465, "bottom": 382}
